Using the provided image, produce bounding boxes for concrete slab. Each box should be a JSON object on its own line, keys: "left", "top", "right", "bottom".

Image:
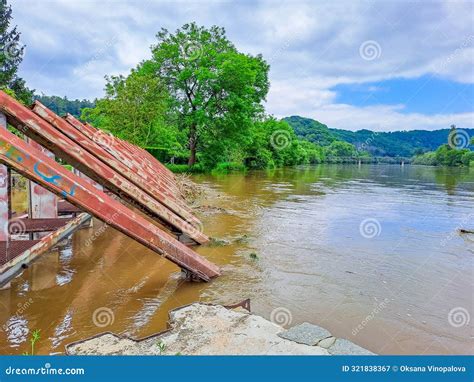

{"left": 327, "top": 338, "right": 375, "bottom": 355}
{"left": 67, "top": 303, "right": 330, "bottom": 355}
{"left": 278, "top": 322, "right": 332, "bottom": 346}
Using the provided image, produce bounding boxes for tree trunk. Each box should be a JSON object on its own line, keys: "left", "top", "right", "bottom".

{"left": 188, "top": 145, "right": 196, "bottom": 166}
{"left": 188, "top": 127, "right": 197, "bottom": 167}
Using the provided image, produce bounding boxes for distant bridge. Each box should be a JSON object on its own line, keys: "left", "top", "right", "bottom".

{"left": 325, "top": 156, "right": 412, "bottom": 164}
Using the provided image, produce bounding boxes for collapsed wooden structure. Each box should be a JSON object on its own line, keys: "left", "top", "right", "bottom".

{"left": 0, "top": 90, "right": 220, "bottom": 284}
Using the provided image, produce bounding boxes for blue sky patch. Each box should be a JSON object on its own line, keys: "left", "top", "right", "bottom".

{"left": 332, "top": 76, "right": 473, "bottom": 115}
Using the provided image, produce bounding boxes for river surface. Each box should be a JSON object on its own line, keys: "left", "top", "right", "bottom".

{"left": 0, "top": 165, "right": 472, "bottom": 355}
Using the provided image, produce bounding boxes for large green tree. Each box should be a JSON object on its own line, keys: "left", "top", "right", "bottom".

{"left": 0, "top": 0, "right": 32, "bottom": 103}
{"left": 81, "top": 69, "right": 183, "bottom": 156}
{"left": 147, "top": 22, "right": 269, "bottom": 166}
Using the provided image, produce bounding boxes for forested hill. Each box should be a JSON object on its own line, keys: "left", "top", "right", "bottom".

{"left": 283, "top": 116, "right": 474, "bottom": 157}
{"left": 33, "top": 95, "right": 95, "bottom": 118}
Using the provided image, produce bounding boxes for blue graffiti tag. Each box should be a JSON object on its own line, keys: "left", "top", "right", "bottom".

{"left": 33, "top": 161, "right": 76, "bottom": 197}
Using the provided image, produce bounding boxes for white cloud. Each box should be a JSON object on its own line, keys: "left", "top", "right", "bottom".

{"left": 304, "top": 104, "right": 474, "bottom": 132}
{"left": 10, "top": 0, "right": 474, "bottom": 130}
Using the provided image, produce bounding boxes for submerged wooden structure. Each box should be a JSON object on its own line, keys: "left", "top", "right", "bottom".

{"left": 0, "top": 90, "right": 220, "bottom": 284}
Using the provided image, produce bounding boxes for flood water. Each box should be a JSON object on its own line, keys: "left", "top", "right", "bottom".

{"left": 0, "top": 165, "right": 472, "bottom": 355}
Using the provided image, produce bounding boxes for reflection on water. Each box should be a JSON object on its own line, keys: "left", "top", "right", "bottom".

{"left": 0, "top": 165, "right": 472, "bottom": 355}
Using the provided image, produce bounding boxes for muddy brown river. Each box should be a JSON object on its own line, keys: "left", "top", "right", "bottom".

{"left": 0, "top": 165, "right": 472, "bottom": 355}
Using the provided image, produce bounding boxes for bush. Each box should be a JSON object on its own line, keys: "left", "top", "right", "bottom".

{"left": 212, "top": 162, "right": 246, "bottom": 173}
{"left": 412, "top": 151, "right": 438, "bottom": 165}
{"left": 165, "top": 163, "right": 205, "bottom": 173}
{"left": 461, "top": 151, "right": 474, "bottom": 166}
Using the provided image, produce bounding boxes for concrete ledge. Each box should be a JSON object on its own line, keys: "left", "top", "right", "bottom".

{"left": 66, "top": 303, "right": 374, "bottom": 355}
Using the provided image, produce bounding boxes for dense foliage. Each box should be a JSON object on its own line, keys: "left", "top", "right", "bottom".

{"left": 284, "top": 116, "right": 474, "bottom": 158}
{"left": 0, "top": 0, "right": 32, "bottom": 103}
{"left": 33, "top": 95, "right": 95, "bottom": 118}
{"left": 412, "top": 128, "right": 474, "bottom": 167}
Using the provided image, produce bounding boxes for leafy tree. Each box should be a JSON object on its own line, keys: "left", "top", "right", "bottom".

{"left": 81, "top": 68, "right": 184, "bottom": 159}
{"left": 0, "top": 0, "right": 32, "bottom": 103}
{"left": 412, "top": 143, "right": 472, "bottom": 167}
{"left": 147, "top": 23, "right": 269, "bottom": 167}
{"left": 283, "top": 116, "right": 336, "bottom": 146}
{"left": 325, "top": 140, "right": 357, "bottom": 158}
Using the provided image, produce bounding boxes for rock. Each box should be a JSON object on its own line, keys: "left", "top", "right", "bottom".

{"left": 278, "top": 322, "right": 331, "bottom": 346}
{"left": 67, "top": 333, "right": 142, "bottom": 356}
{"left": 208, "top": 237, "right": 230, "bottom": 247}
{"left": 327, "top": 338, "right": 375, "bottom": 355}
{"left": 67, "top": 303, "right": 330, "bottom": 356}
{"left": 317, "top": 336, "right": 336, "bottom": 348}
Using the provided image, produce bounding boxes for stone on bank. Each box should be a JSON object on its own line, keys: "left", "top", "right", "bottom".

{"left": 66, "top": 303, "right": 374, "bottom": 355}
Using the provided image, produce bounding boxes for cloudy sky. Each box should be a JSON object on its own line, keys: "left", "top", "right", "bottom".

{"left": 10, "top": 0, "right": 474, "bottom": 131}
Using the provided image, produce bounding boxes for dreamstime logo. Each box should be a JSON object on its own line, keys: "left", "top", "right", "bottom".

{"left": 1, "top": 298, "right": 33, "bottom": 332}
{"left": 0, "top": 174, "right": 7, "bottom": 187}
{"left": 433, "top": 35, "right": 474, "bottom": 73}
{"left": 4, "top": 218, "right": 27, "bottom": 236}
{"left": 352, "top": 298, "right": 390, "bottom": 336}
{"left": 448, "top": 129, "right": 470, "bottom": 149}
{"left": 448, "top": 307, "right": 470, "bottom": 328}
{"left": 359, "top": 218, "right": 382, "bottom": 239}
{"left": 182, "top": 219, "right": 204, "bottom": 239}
{"left": 270, "top": 130, "right": 291, "bottom": 150}
{"left": 84, "top": 212, "right": 119, "bottom": 248}
{"left": 270, "top": 307, "right": 293, "bottom": 327}
{"left": 183, "top": 41, "right": 203, "bottom": 61}
{"left": 92, "top": 129, "right": 115, "bottom": 150}
{"left": 359, "top": 40, "right": 382, "bottom": 61}
{"left": 440, "top": 212, "right": 473, "bottom": 247}
{"left": 2, "top": 41, "right": 23, "bottom": 60}
{"left": 92, "top": 307, "right": 115, "bottom": 328}
{"left": 357, "top": 131, "right": 380, "bottom": 152}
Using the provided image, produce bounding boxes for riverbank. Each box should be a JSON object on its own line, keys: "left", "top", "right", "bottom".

{"left": 66, "top": 303, "right": 374, "bottom": 355}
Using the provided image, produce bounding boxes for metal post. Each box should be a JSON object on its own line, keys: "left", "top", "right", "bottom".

{"left": 0, "top": 113, "right": 9, "bottom": 242}
{"left": 26, "top": 138, "right": 58, "bottom": 220}
{"left": 26, "top": 138, "right": 57, "bottom": 239}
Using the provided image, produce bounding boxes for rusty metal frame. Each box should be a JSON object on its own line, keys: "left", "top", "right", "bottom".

{"left": 0, "top": 92, "right": 208, "bottom": 245}
{"left": 0, "top": 213, "right": 92, "bottom": 286}
{"left": 0, "top": 97, "right": 219, "bottom": 281}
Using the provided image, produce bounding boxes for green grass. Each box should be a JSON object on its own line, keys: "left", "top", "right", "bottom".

{"left": 211, "top": 162, "right": 246, "bottom": 174}
{"left": 165, "top": 163, "right": 205, "bottom": 174}
{"left": 249, "top": 252, "right": 259, "bottom": 260}
{"left": 156, "top": 341, "right": 167, "bottom": 355}
{"left": 166, "top": 161, "right": 247, "bottom": 174}
{"left": 23, "top": 329, "right": 40, "bottom": 355}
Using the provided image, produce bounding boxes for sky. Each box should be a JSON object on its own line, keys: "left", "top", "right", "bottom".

{"left": 10, "top": 0, "right": 474, "bottom": 132}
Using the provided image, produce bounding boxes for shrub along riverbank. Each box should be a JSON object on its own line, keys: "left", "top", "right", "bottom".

{"left": 412, "top": 137, "right": 474, "bottom": 167}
